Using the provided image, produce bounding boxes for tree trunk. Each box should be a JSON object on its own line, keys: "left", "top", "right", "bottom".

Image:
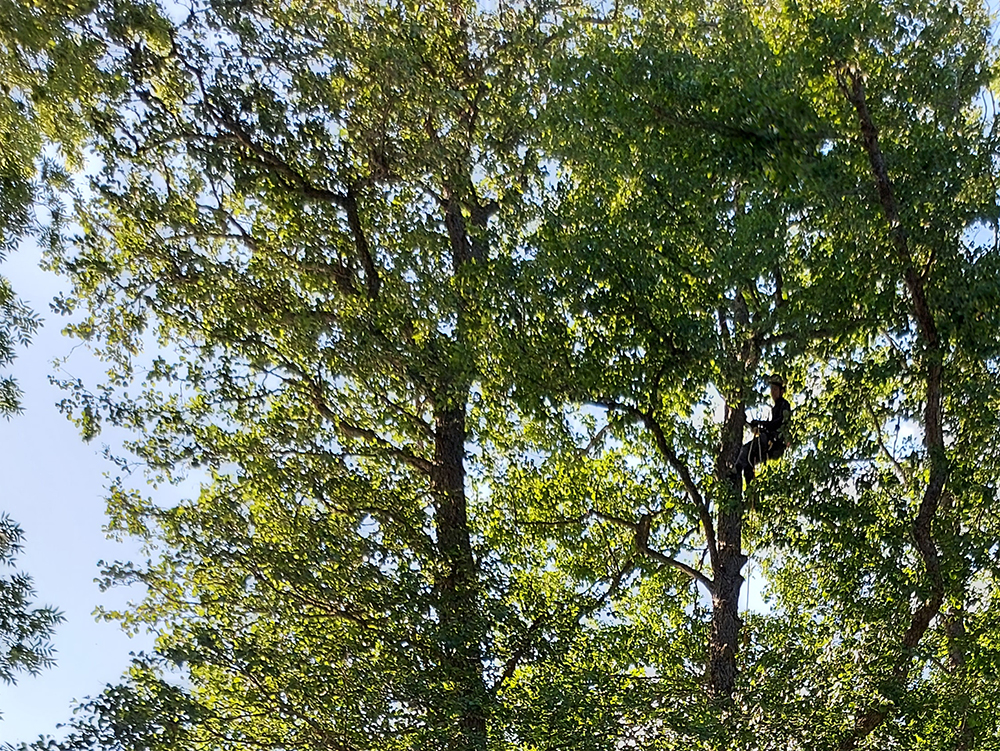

{"left": 709, "top": 401, "right": 749, "bottom": 699}
{"left": 709, "top": 519, "right": 746, "bottom": 699}
{"left": 432, "top": 400, "right": 488, "bottom": 750}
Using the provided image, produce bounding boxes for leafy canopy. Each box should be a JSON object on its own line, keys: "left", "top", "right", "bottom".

{"left": 15, "top": 0, "right": 1000, "bottom": 749}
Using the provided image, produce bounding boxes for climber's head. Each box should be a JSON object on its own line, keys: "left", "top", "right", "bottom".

{"left": 767, "top": 373, "right": 786, "bottom": 400}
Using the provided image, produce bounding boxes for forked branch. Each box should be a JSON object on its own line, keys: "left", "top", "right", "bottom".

{"left": 589, "top": 509, "right": 714, "bottom": 593}
{"left": 593, "top": 399, "right": 719, "bottom": 571}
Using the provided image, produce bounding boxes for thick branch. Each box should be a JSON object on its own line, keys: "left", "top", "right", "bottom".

{"left": 337, "top": 420, "right": 435, "bottom": 476}
{"left": 204, "top": 114, "right": 349, "bottom": 208}
{"left": 344, "top": 186, "right": 381, "bottom": 299}
{"left": 495, "top": 614, "right": 548, "bottom": 691}
{"left": 772, "top": 263, "right": 786, "bottom": 308}
{"left": 838, "top": 63, "right": 947, "bottom": 751}
{"left": 840, "top": 67, "right": 942, "bottom": 354}
{"left": 304, "top": 379, "right": 435, "bottom": 476}
{"left": 186, "top": 107, "right": 384, "bottom": 301}
{"left": 718, "top": 307, "right": 733, "bottom": 356}
{"left": 594, "top": 399, "right": 719, "bottom": 572}
{"left": 444, "top": 194, "right": 480, "bottom": 270}
{"left": 589, "top": 509, "right": 714, "bottom": 593}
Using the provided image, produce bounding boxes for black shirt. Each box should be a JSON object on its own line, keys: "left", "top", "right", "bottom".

{"left": 760, "top": 395, "right": 791, "bottom": 446}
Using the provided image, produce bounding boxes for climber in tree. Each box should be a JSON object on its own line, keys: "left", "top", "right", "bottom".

{"left": 736, "top": 374, "right": 791, "bottom": 486}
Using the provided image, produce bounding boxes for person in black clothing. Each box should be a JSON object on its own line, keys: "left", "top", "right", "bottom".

{"left": 736, "top": 374, "right": 791, "bottom": 486}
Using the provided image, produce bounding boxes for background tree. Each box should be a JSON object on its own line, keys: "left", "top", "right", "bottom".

{"left": 38, "top": 2, "right": 593, "bottom": 750}
{"left": 0, "top": 0, "right": 100, "bottom": 711}
{"left": 0, "top": 0, "right": 98, "bottom": 415}
{"left": 0, "top": 515, "right": 62, "bottom": 710}
{"left": 754, "top": 2, "right": 1000, "bottom": 747}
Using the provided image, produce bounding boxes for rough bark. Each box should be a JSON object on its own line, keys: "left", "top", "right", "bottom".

{"left": 343, "top": 185, "right": 380, "bottom": 299}
{"left": 946, "top": 607, "right": 975, "bottom": 751}
{"left": 432, "top": 400, "right": 488, "bottom": 750}
{"left": 709, "top": 399, "right": 749, "bottom": 700}
{"left": 708, "top": 288, "right": 758, "bottom": 700}
{"left": 429, "top": 135, "right": 490, "bottom": 747}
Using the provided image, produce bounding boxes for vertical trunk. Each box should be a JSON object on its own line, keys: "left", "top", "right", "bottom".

{"left": 946, "top": 607, "right": 974, "bottom": 751}
{"left": 709, "top": 401, "right": 749, "bottom": 699}
{"left": 708, "top": 287, "right": 758, "bottom": 701}
{"left": 433, "top": 141, "right": 490, "bottom": 743}
{"left": 709, "top": 519, "right": 746, "bottom": 699}
{"left": 432, "top": 396, "right": 487, "bottom": 749}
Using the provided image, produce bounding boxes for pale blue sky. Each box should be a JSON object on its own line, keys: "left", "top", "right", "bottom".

{"left": 0, "top": 242, "right": 155, "bottom": 746}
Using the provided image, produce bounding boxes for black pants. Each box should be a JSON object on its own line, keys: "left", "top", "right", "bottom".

{"left": 736, "top": 434, "right": 784, "bottom": 482}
